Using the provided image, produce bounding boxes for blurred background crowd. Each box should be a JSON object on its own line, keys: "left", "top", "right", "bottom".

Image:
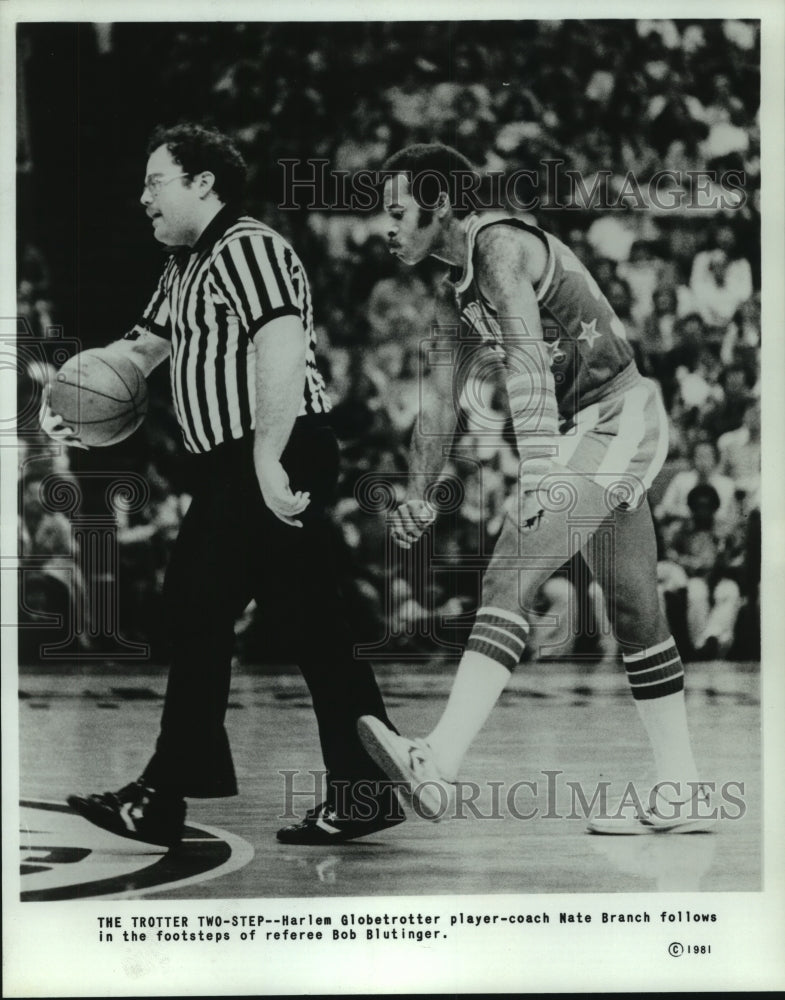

{"left": 16, "top": 18, "right": 760, "bottom": 666}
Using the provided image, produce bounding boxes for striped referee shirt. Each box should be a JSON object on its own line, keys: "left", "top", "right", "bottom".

{"left": 126, "top": 205, "right": 330, "bottom": 454}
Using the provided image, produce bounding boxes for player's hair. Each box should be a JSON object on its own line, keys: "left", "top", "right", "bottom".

{"left": 147, "top": 123, "right": 247, "bottom": 206}
{"left": 382, "top": 143, "right": 479, "bottom": 221}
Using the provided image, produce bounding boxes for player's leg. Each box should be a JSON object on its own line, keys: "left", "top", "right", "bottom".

{"left": 425, "top": 477, "right": 607, "bottom": 779}
{"left": 359, "top": 477, "right": 610, "bottom": 818}
{"left": 583, "top": 496, "right": 713, "bottom": 832}
{"left": 571, "top": 375, "right": 713, "bottom": 830}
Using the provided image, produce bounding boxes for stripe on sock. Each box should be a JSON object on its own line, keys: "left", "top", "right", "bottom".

{"left": 467, "top": 608, "right": 529, "bottom": 671}
{"left": 624, "top": 636, "right": 675, "bottom": 663}
{"left": 481, "top": 607, "right": 530, "bottom": 629}
{"left": 623, "top": 639, "right": 684, "bottom": 700}
{"left": 471, "top": 624, "right": 526, "bottom": 656}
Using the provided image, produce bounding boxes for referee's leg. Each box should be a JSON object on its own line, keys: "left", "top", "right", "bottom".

{"left": 268, "top": 419, "right": 399, "bottom": 807}
{"left": 67, "top": 449, "right": 256, "bottom": 847}
{"left": 142, "top": 449, "right": 259, "bottom": 798}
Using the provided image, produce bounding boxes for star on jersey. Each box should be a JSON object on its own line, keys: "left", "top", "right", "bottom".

{"left": 546, "top": 338, "right": 566, "bottom": 364}
{"left": 578, "top": 318, "right": 602, "bottom": 349}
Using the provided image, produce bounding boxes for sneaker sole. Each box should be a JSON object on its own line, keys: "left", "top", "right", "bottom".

{"left": 357, "top": 717, "right": 447, "bottom": 822}
{"left": 67, "top": 795, "right": 181, "bottom": 848}
{"left": 276, "top": 816, "right": 405, "bottom": 846}
{"left": 640, "top": 817, "right": 716, "bottom": 834}
{"left": 587, "top": 817, "right": 716, "bottom": 836}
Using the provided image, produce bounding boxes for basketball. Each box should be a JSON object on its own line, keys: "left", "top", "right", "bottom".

{"left": 48, "top": 348, "right": 148, "bottom": 447}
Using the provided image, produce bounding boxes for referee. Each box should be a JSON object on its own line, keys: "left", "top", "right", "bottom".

{"left": 41, "top": 123, "right": 403, "bottom": 847}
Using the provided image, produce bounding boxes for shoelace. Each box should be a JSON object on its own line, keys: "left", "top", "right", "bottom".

{"left": 295, "top": 803, "right": 338, "bottom": 824}
{"left": 644, "top": 784, "right": 710, "bottom": 821}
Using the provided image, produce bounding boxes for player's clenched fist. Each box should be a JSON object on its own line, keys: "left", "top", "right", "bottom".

{"left": 390, "top": 498, "right": 437, "bottom": 548}
{"left": 38, "top": 387, "right": 89, "bottom": 449}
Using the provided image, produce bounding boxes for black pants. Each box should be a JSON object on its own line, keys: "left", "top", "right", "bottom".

{"left": 142, "top": 417, "right": 394, "bottom": 801}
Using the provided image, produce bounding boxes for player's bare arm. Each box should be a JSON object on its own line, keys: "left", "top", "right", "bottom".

{"left": 391, "top": 284, "right": 460, "bottom": 548}
{"left": 39, "top": 328, "right": 169, "bottom": 449}
{"left": 252, "top": 314, "right": 310, "bottom": 527}
{"left": 474, "top": 225, "right": 560, "bottom": 528}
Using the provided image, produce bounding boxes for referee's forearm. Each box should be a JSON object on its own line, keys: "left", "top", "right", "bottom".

{"left": 103, "top": 330, "right": 170, "bottom": 377}
{"left": 252, "top": 317, "right": 307, "bottom": 460}
{"left": 253, "top": 382, "right": 303, "bottom": 459}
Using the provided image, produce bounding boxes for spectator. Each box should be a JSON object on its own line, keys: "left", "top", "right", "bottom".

{"left": 566, "top": 228, "right": 594, "bottom": 268}
{"left": 686, "top": 224, "right": 753, "bottom": 334}
{"left": 527, "top": 571, "right": 617, "bottom": 667}
{"left": 656, "top": 438, "right": 738, "bottom": 537}
{"left": 366, "top": 271, "right": 432, "bottom": 344}
{"left": 662, "top": 483, "right": 743, "bottom": 659}
{"left": 645, "top": 71, "right": 709, "bottom": 160}
{"left": 364, "top": 340, "right": 421, "bottom": 436}
{"left": 347, "top": 233, "right": 399, "bottom": 306}
{"left": 717, "top": 397, "right": 761, "bottom": 504}
{"left": 591, "top": 257, "right": 618, "bottom": 293}
{"left": 586, "top": 216, "right": 637, "bottom": 265}
{"left": 617, "top": 240, "right": 666, "bottom": 327}
{"left": 701, "top": 362, "right": 757, "bottom": 439}
{"left": 671, "top": 355, "right": 721, "bottom": 421}
{"left": 720, "top": 292, "right": 760, "bottom": 369}
{"left": 641, "top": 283, "right": 679, "bottom": 385}
{"left": 699, "top": 73, "right": 750, "bottom": 167}
{"left": 666, "top": 312, "right": 707, "bottom": 381}
{"left": 605, "top": 276, "right": 647, "bottom": 372}
{"left": 19, "top": 472, "right": 88, "bottom": 660}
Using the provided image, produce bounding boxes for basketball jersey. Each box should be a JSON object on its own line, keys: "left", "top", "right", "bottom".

{"left": 132, "top": 208, "right": 330, "bottom": 454}
{"left": 451, "top": 214, "right": 637, "bottom": 420}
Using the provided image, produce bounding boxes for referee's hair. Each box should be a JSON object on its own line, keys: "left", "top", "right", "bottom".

{"left": 382, "top": 143, "right": 479, "bottom": 220}
{"left": 148, "top": 123, "right": 247, "bottom": 206}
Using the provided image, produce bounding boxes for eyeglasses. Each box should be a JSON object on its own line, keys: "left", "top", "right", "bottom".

{"left": 143, "top": 172, "right": 189, "bottom": 196}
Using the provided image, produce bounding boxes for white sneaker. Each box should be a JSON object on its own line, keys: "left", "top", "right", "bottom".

{"left": 586, "top": 783, "right": 716, "bottom": 836}
{"left": 357, "top": 716, "right": 453, "bottom": 822}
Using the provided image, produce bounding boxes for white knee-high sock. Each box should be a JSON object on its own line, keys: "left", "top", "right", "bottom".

{"left": 624, "top": 637, "right": 700, "bottom": 794}
{"left": 427, "top": 652, "right": 512, "bottom": 780}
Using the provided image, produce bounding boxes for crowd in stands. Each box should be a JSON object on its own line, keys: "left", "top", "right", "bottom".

{"left": 17, "top": 18, "right": 761, "bottom": 665}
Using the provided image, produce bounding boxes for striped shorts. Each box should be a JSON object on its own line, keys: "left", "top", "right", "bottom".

{"left": 465, "top": 372, "right": 669, "bottom": 671}
{"left": 554, "top": 374, "right": 670, "bottom": 509}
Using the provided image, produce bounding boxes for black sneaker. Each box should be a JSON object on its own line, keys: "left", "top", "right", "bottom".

{"left": 276, "top": 800, "right": 405, "bottom": 845}
{"left": 67, "top": 780, "right": 186, "bottom": 848}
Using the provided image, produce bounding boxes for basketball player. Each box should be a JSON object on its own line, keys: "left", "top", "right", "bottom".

{"left": 358, "top": 144, "right": 713, "bottom": 833}
{"left": 40, "top": 123, "right": 403, "bottom": 847}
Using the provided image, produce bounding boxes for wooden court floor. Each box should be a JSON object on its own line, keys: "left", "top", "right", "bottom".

{"left": 17, "top": 660, "right": 760, "bottom": 899}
